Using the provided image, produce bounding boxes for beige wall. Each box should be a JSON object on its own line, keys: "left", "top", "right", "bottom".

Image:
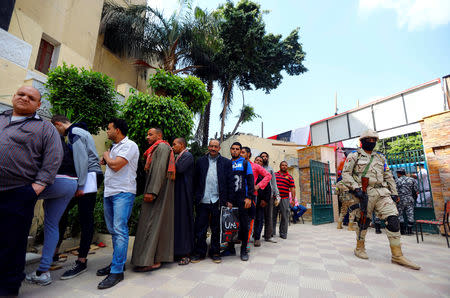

{"left": 92, "top": 35, "right": 151, "bottom": 92}
{"left": 10, "top": 0, "right": 103, "bottom": 67}
{"left": 1, "top": 0, "right": 149, "bottom": 103}
{"left": 1, "top": 0, "right": 104, "bottom": 103}
{"left": 0, "top": 59, "right": 28, "bottom": 105}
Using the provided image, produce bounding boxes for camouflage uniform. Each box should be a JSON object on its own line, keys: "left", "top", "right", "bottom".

{"left": 396, "top": 175, "right": 418, "bottom": 228}
{"left": 342, "top": 148, "right": 399, "bottom": 243}
{"left": 341, "top": 129, "right": 420, "bottom": 270}
{"left": 336, "top": 180, "right": 357, "bottom": 230}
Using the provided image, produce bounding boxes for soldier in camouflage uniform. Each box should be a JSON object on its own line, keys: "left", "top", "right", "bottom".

{"left": 336, "top": 178, "right": 357, "bottom": 231}
{"left": 395, "top": 168, "right": 419, "bottom": 235}
{"left": 341, "top": 129, "right": 420, "bottom": 270}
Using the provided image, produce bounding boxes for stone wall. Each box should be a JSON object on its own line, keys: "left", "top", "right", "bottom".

{"left": 420, "top": 110, "right": 450, "bottom": 233}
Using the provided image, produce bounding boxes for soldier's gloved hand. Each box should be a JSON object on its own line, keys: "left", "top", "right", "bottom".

{"left": 391, "top": 195, "right": 399, "bottom": 203}
{"left": 353, "top": 188, "right": 365, "bottom": 200}
{"left": 359, "top": 196, "right": 368, "bottom": 213}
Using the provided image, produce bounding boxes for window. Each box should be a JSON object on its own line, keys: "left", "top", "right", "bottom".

{"left": 35, "top": 39, "right": 54, "bottom": 74}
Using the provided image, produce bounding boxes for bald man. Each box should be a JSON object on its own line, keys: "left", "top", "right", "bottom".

{"left": 0, "top": 86, "right": 63, "bottom": 296}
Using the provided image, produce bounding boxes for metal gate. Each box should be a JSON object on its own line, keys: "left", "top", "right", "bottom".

{"left": 310, "top": 160, "right": 334, "bottom": 225}
{"left": 386, "top": 149, "right": 438, "bottom": 233}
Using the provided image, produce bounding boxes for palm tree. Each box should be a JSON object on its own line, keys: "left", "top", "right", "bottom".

{"left": 100, "top": 1, "right": 199, "bottom": 74}
{"left": 231, "top": 104, "right": 260, "bottom": 136}
{"left": 188, "top": 7, "right": 223, "bottom": 146}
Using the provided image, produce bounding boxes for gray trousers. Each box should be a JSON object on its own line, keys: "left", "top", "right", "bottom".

{"left": 273, "top": 198, "right": 290, "bottom": 238}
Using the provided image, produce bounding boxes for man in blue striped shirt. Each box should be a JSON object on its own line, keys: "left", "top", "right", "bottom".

{"left": 0, "top": 86, "right": 63, "bottom": 296}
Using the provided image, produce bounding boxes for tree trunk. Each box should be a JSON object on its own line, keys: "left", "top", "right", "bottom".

{"left": 194, "top": 112, "right": 205, "bottom": 143}
{"left": 201, "top": 79, "right": 213, "bottom": 147}
{"left": 220, "top": 81, "right": 233, "bottom": 143}
{"left": 231, "top": 116, "right": 243, "bottom": 136}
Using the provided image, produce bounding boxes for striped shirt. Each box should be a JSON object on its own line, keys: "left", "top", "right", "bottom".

{"left": 275, "top": 171, "right": 295, "bottom": 199}
{"left": 0, "top": 110, "right": 63, "bottom": 191}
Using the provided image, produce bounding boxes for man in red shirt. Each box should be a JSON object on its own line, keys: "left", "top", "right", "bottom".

{"left": 274, "top": 161, "right": 296, "bottom": 239}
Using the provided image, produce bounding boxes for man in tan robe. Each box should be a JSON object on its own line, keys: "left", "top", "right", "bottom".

{"left": 131, "top": 128, "right": 175, "bottom": 272}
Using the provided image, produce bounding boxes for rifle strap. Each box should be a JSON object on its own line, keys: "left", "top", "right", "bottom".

{"left": 362, "top": 155, "right": 374, "bottom": 178}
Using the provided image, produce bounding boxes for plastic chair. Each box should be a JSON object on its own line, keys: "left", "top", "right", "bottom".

{"left": 415, "top": 201, "right": 449, "bottom": 248}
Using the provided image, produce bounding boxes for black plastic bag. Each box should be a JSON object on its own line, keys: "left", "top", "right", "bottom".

{"left": 220, "top": 207, "right": 240, "bottom": 243}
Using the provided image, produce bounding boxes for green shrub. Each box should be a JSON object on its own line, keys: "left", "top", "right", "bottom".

{"left": 148, "top": 70, "right": 210, "bottom": 114}
{"left": 122, "top": 91, "right": 194, "bottom": 151}
{"left": 45, "top": 63, "right": 120, "bottom": 135}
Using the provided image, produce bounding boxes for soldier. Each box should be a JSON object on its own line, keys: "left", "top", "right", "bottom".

{"left": 336, "top": 177, "right": 357, "bottom": 231}
{"left": 341, "top": 129, "right": 420, "bottom": 270}
{"left": 395, "top": 168, "right": 419, "bottom": 235}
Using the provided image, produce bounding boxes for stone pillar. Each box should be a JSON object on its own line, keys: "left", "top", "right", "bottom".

{"left": 420, "top": 111, "right": 450, "bottom": 233}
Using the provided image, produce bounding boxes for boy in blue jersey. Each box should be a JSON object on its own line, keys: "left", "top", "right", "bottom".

{"left": 225, "top": 142, "right": 255, "bottom": 261}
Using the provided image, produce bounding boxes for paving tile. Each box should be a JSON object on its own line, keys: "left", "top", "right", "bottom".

{"left": 263, "top": 281, "right": 298, "bottom": 297}
{"left": 399, "top": 288, "right": 443, "bottom": 298}
{"left": 203, "top": 273, "right": 237, "bottom": 286}
{"left": 129, "top": 273, "right": 172, "bottom": 288}
{"left": 141, "top": 288, "right": 183, "bottom": 298}
{"left": 175, "top": 268, "right": 210, "bottom": 282}
{"left": 187, "top": 283, "right": 229, "bottom": 297}
{"left": 328, "top": 271, "right": 361, "bottom": 283}
{"left": 240, "top": 269, "right": 271, "bottom": 281}
{"left": 224, "top": 288, "right": 259, "bottom": 298}
{"left": 298, "top": 286, "right": 336, "bottom": 297}
{"left": 268, "top": 271, "right": 300, "bottom": 286}
{"left": 157, "top": 278, "right": 198, "bottom": 296}
{"left": 366, "top": 287, "right": 405, "bottom": 298}
{"left": 331, "top": 280, "right": 371, "bottom": 296}
{"left": 231, "top": 278, "right": 266, "bottom": 293}
{"left": 21, "top": 222, "right": 450, "bottom": 297}
{"left": 324, "top": 263, "right": 354, "bottom": 273}
{"left": 299, "top": 276, "right": 334, "bottom": 291}
{"left": 107, "top": 284, "right": 153, "bottom": 297}
{"left": 356, "top": 274, "right": 396, "bottom": 288}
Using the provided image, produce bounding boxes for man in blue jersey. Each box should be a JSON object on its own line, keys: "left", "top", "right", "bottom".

{"left": 224, "top": 142, "right": 255, "bottom": 261}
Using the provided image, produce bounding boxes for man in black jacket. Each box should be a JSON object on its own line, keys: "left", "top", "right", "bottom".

{"left": 191, "top": 140, "right": 233, "bottom": 264}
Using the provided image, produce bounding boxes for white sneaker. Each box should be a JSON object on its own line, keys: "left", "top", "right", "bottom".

{"left": 26, "top": 271, "right": 52, "bottom": 286}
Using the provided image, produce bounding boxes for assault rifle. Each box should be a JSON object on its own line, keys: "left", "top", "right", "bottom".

{"left": 348, "top": 177, "right": 369, "bottom": 240}
{"left": 358, "top": 177, "right": 369, "bottom": 240}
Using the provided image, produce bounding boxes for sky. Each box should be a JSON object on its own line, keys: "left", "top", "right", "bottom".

{"left": 149, "top": 0, "right": 450, "bottom": 139}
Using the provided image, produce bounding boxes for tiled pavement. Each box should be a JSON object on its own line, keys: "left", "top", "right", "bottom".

{"left": 22, "top": 222, "right": 450, "bottom": 297}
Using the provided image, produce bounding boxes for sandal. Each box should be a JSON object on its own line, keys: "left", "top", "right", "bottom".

{"left": 133, "top": 263, "right": 163, "bottom": 272}
{"left": 178, "top": 257, "right": 190, "bottom": 266}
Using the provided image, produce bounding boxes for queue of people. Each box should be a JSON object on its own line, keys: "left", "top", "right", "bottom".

{"left": 0, "top": 86, "right": 306, "bottom": 295}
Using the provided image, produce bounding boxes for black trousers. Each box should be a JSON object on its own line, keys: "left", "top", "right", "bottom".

{"left": 253, "top": 205, "right": 265, "bottom": 241}
{"left": 263, "top": 196, "right": 274, "bottom": 240}
{"left": 0, "top": 185, "right": 38, "bottom": 296}
{"left": 193, "top": 202, "right": 220, "bottom": 257}
{"left": 237, "top": 203, "right": 250, "bottom": 249}
{"left": 57, "top": 173, "right": 103, "bottom": 258}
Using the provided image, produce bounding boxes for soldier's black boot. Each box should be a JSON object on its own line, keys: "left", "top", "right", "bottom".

{"left": 400, "top": 223, "right": 406, "bottom": 235}
{"left": 407, "top": 222, "right": 414, "bottom": 235}
{"left": 374, "top": 223, "right": 382, "bottom": 234}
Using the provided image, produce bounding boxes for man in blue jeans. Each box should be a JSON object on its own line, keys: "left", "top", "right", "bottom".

{"left": 97, "top": 119, "right": 139, "bottom": 289}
